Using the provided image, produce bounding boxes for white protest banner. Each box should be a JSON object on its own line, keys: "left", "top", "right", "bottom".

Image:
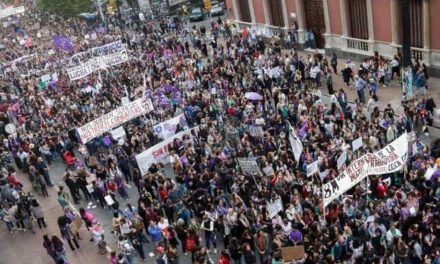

{"left": 111, "top": 126, "right": 126, "bottom": 140}
{"left": 287, "top": 122, "right": 303, "bottom": 162}
{"left": 77, "top": 98, "right": 153, "bottom": 143}
{"left": 307, "top": 160, "right": 319, "bottom": 177}
{"left": 153, "top": 114, "right": 188, "bottom": 140}
{"left": 323, "top": 133, "right": 408, "bottom": 207}
{"left": 238, "top": 157, "right": 261, "bottom": 174}
{"left": 71, "top": 40, "right": 125, "bottom": 61}
{"left": 67, "top": 49, "right": 129, "bottom": 81}
{"left": 352, "top": 137, "right": 363, "bottom": 152}
{"left": 0, "top": 6, "right": 25, "bottom": 19}
{"left": 3, "top": 53, "right": 37, "bottom": 66}
{"left": 136, "top": 126, "right": 199, "bottom": 175}
{"left": 267, "top": 198, "right": 283, "bottom": 219}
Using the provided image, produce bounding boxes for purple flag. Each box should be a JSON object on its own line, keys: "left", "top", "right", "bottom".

{"left": 172, "top": 88, "right": 181, "bottom": 104}
{"left": 161, "top": 83, "right": 175, "bottom": 92}
{"left": 158, "top": 92, "right": 171, "bottom": 107}
{"left": 53, "top": 35, "right": 73, "bottom": 51}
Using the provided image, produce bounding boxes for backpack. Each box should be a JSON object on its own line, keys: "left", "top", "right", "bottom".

{"left": 186, "top": 237, "right": 196, "bottom": 252}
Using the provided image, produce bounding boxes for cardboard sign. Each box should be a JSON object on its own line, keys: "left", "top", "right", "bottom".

{"left": 111, "top": 126, "right": 126, "bottom": 140}
{"left": 69, "top": 216, "right": 83, "bottom": 234}
{"left": 238, "top": 157, "right": 261, "bottom": 175}
{"left": 41, "top": 74, "right": 51, "bottom": 82}
{"left": 76, "top": 98, "right": 153, "bottom": 143}
{"left": 352, "top": 137, "right": 363, "bottom": 152}
{"left": 287, "top": 122, "right": 303, "bottom": 162}
{"left": 267, "top": 198, "right": 283, "bottom": 218}
{"left": 262, "top": 166, "right": 274, "bottom": 176}
{"left": 104, "top": 195, "right": 114, "bottom": 206}
{"left": 323, "top": 133, "right": 408, "bottom": 207}
{"left": 337, "top": 152, "right": 347, "bottom": 170}
{"left": 282, "top": 246, "right": 305, "bottom": 261}
{"left": 306, "top": 160, "right": 319, "bottom": 177}
{"left": 249, "top": 125, "right": 264, "bottom": 138}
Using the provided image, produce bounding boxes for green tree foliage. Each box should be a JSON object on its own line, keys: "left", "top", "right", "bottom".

{"left": 37, "top": 0, "right": 92, "bottom": 18}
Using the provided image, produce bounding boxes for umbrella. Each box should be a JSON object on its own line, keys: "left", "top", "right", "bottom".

{"left": 244, "top": 92, "right": 263, "bottom": 101}
{"left": 49, "top": 80, "right": 57, "bottom": 87}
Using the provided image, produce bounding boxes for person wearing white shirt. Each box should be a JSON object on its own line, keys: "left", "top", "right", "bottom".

{"left": 201, "top": 214, "right": 217, "bottom": 253}
{"left": 280, "top": 219, "right": 292, "bottom": 237}
{"left": 386, "top": 222, "right": 402, "bottom": 247}
{"left": 157, "top": 217, "right": 170, "bottom": 231}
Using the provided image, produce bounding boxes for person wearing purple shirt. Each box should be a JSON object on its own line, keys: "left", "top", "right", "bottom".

{"left": 289, "top": 226, "right": 303, "bottom": 245}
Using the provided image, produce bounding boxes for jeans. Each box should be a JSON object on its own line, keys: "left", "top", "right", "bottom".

{"left": 125, "top": 253, "right": 135, "bottom": 264}
{"left": 37, "top": 217, "right": 47, "bottom": 229}
{"left": 204, "top": 231, "right": 217, "bottom": 250}
{"left": 5, "top": 221, "right": 14, "bottom": 231}
{"left": 66, "top": 238, "right": 80, "bottom": 251}
{"left": 42, "top": 172, "right": 53, "bottom": 186}
{"left": 357, "top": 89, "right": 366, "bottom": 104}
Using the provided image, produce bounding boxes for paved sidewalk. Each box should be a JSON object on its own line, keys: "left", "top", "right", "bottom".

{"left": 296, "top": 49, "right": 440, "bottom": 128}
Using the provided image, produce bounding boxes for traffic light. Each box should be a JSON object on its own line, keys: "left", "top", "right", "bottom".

{"left": 107, "top": 0, "right": 117, "bottom": 15}
{"left": 204, "top": 0, "right": 211, "bottom": 11}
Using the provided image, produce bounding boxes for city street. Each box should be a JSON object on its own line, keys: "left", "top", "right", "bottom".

{"left": 1, "top": 7, "right": 440, "bottom": 264}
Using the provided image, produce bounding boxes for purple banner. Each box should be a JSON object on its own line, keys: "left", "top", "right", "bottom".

{"left": 53, "top": 35, "right": 73, "bottom": 51}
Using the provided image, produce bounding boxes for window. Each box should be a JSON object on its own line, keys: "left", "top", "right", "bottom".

{"left": 408, "top": 0, "right": 423, "bottom": 47}
{"left": 237, "top": 0, "right": 252, "bottom": 23}
{"left": 268, "top": 0, "right": 284, "bottom": 27}
{"left": 348, "top": 0, "right": 368, "bottom": 39}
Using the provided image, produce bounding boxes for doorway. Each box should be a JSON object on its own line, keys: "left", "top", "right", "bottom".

{"left": 303, "top": 0, "right": 326, "bottom": 48}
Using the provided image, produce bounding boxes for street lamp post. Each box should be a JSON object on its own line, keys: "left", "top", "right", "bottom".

{"left": 96, "top": 0, "right": 105, "bottom": 22}
{"left": 401, "top": 0, "right": 411, "bottom": 67}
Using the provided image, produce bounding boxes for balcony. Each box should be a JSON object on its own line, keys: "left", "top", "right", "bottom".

{"left": 346, "top": 38, "right": 369, "bottom": 52}
{"left": 397, "top": 47, "right": 424, "bottom": 61}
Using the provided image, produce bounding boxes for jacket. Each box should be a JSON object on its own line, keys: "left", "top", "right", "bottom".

{"left": 31, "top": 205, "right": 44, "bottom": 218}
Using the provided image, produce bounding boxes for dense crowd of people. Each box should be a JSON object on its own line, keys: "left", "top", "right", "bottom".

{"left": 0, "top": 1, "right": 439, "bottom": 264}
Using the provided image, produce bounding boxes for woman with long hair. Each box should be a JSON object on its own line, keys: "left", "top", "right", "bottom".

{"left": 51, "top": 235, "right": 69, "bottom": 263}
{"left": 43, "top": 234, "right": 57, "bottom": 263}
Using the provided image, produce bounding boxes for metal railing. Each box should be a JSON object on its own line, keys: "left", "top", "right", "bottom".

{"left": 397, "top": 47, "right": 424, "bottom": 61}
{"left": 346, "top": 38, "right": 369, "bottom": 51}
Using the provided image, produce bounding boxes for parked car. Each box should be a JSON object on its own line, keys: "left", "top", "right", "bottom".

{"left": 210, "top": 2, "right": 224, "bottom": 16}
{"left": 189, "top": 7, "right": 204, "bottom": 22}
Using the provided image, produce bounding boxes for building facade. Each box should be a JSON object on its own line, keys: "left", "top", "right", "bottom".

{"left": 225, "top": 0, "right": 440, "bottom": 75}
